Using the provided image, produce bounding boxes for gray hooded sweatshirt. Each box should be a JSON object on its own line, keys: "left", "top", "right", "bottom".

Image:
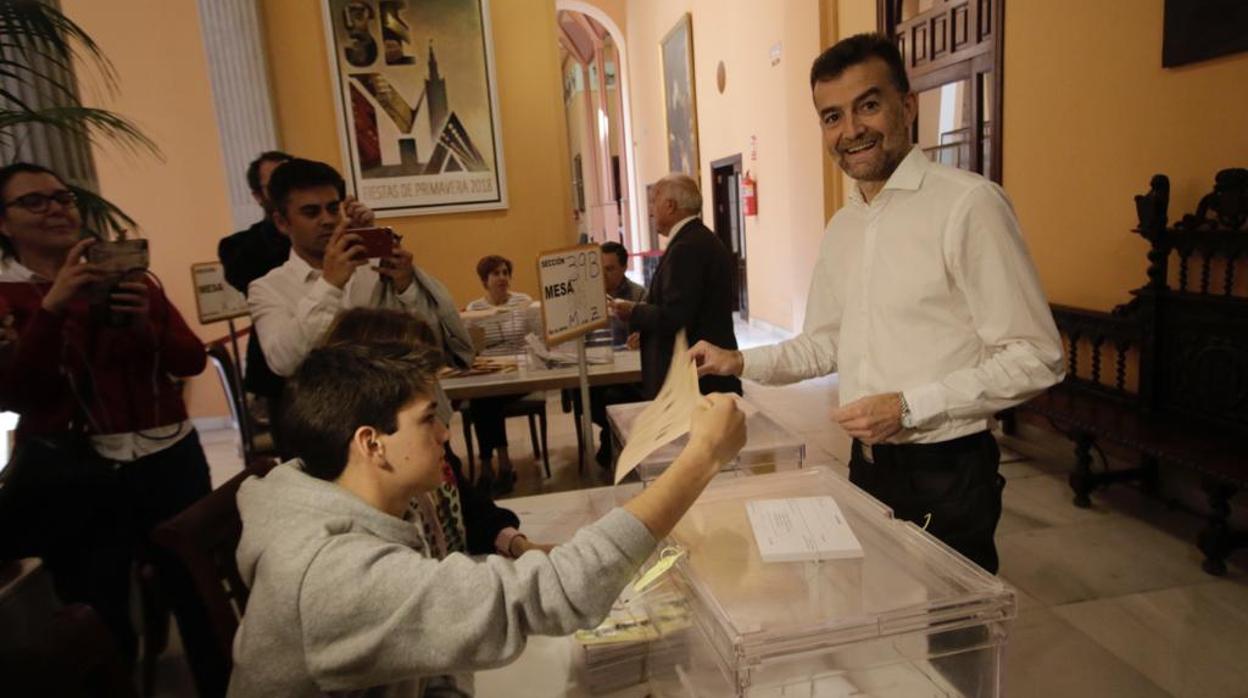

{"left": 228, "top": 462, "right": 656, "bottom": 697}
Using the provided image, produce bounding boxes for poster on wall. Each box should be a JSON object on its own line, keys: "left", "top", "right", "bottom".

{"left": 660, "top": 13, "right": 699, "bottom": 176}
{"left": 321, "top": 0, "right": 508, "bottom": 217}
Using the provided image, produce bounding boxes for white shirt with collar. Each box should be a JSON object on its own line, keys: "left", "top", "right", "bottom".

{"left": 742, "top": 147, "right": 1064, "bottom": 444}
{"left": 247, "top": 252, "right": 422, "bottom": 376}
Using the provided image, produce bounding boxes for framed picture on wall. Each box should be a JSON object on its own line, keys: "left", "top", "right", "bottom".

{"left": 660, "top": 13, "right": 699, "bottom": 176}
{"left": 1162, "top": 0, "right": 1248, "bottom": 68}
{"left": 321, "top": 0, "right": 508, "bottom": 217}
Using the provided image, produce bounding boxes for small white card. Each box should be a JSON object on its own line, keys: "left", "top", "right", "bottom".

{"left": 745, "top": 497, "right": 863, "bottom": 563}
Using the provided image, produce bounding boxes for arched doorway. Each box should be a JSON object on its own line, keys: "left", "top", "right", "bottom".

{"left": 554, "top": 3, "right": 641, "bottom": 269}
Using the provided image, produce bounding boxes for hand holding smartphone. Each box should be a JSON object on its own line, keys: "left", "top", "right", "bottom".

{"left": 349, "top": 226, "right": 398, "bottom": 258}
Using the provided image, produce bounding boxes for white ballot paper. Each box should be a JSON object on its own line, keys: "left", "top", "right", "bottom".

{"left": 613, "top": 331, "right": 701, "bottom": 484}
{"left": 745, "top": 497, "right": 864, "bottom": 563}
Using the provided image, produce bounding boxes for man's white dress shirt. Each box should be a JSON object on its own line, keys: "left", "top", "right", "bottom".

{"left": 742, "top": 147, "right": 1063, "bottom": 444}
{"left": 248, "top": 253, "right": 423, "bottom": 377}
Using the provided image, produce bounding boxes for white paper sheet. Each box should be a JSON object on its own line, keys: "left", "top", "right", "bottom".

{"left": 745, "top": 496, "right": 864, "bottom": 562}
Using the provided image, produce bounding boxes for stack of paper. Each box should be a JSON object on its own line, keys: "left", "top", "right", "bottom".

{"left": 574, "top": 591, "right": 691, "bottom": 694}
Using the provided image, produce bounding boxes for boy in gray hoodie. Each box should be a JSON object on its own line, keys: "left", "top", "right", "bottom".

{"left": 228, "top": 341, "right": 745, "bottom": 697}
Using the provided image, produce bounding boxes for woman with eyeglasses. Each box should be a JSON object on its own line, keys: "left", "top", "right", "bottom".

{"left": 0, "top": 162, "right": 217, "bottom": 685}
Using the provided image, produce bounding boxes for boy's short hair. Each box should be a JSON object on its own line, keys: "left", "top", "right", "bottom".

{"left": 266, "top": 158, "right": 346, "bottom": 216}
{"left": 809, "top": 32, "right": 910, "bottom": 94}
{"left": 280, "top": 342, "right": 441, "bottom": 480}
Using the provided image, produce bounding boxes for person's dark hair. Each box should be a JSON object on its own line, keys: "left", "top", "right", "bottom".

{"left": 246, "top": 150, "right": 293, "bottom": 196}
{"left": 280, "top": 342, "right": 441, "bottom": 481}
{"left": 323, "top": 307, "right": 438, "bottom": 353}
{"left": 601, "top": 241, "right": 628, "bottom": 266}
{"left": 0, "top": 162, "right": 66, "bottom": 258}
{"left": 475, "top": 254, "right": 512, "bottom": 285}
{"left": 809, "top": 33, "right": 910, "bottom": 95}
{"left": 266, "top": 158, "right": 346, "bottom": 216}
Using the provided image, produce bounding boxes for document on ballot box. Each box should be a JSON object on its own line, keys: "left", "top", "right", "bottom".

{"left": 745, "top": 496, "right": 864, "bottom": 563}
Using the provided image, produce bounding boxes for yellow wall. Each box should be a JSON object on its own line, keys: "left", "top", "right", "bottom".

{"left": 62, "top": 0, "right": 231, "bottom": 420}
{"left": 1004, "top": 1, "right": 1248, "bottom": 310}
{"left": 258, "top": 0, "right": 577, "bottom": 305}
{"left": 625, "top": 0, "right": 825, "bottom": 331}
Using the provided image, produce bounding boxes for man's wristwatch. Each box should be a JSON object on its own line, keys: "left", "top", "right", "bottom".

{"left": 898, "top": 392, "right": 915, "bottom": 429}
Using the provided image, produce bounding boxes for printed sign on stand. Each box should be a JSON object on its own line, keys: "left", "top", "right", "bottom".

{"left": 536, "top": 244, "right": 608, "bottom": 346}
{"left": 191, "top": 262, "right": 249, "bottom": 325}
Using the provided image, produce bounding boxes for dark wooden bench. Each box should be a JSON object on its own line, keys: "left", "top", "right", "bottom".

{"left": 1019, "top": 168, "right": 1248, "bottom": 575}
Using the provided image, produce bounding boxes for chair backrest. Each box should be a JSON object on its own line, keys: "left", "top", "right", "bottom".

{"left": 151, "top": 459, "right": 276, "bottom": 676}
{"left": 1, "top": 603, "right": 138, "bottom": 698}
{"left": 206, "top": 340, "right": 256, "bottom": 460}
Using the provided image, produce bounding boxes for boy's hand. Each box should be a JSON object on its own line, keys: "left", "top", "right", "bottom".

{"left": 689, "top": 393, "right": 747, "bottom": 467}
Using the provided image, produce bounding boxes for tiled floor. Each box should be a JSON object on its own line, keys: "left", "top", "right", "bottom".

{"left": 180, "top": 318, "right": 1248, "bottom": 697}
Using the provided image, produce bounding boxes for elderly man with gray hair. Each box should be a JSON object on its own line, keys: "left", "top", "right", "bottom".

{"left": 612, "top": 173, "right": 741, "bottom": 398}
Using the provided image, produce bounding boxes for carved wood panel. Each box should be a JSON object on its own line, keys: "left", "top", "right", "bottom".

{"left": 1156, "top": 296, "right": 1248, "bottom": 430}
{"left": 878, "top": 0, "right": 1004, "bottom": 183}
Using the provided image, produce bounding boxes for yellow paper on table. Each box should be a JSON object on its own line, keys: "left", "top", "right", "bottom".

{"left": 613, "top": 331, "right": 701, "bottom": 484}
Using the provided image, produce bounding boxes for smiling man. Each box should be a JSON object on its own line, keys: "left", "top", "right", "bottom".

{"left": 689, "top": 33, "right": 1063, "bottom": 574}
{"left": 247, "top": 159, "right": 472, "bottom": 379}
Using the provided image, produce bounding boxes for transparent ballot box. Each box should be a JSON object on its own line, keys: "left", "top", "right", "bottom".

{"left": 607, "top": 400, "right": 805, "bottom": 481}
{"left": 645, "top": 467, "right": 1015, "bottom": 697}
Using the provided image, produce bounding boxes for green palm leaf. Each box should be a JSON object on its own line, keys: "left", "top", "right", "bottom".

{"left": 0, "top": 105, "right": 157, "bottom": 154}
{"left": 66, "top": 183, "right": 137, "bottom": 239}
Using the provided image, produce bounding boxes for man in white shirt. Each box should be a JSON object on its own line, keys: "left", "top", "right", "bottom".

{"left": 690, "top": 34, "right": 1063, "bottom": 574}
{"left": 248, "top": 159, "right": 473, "bottom": 380}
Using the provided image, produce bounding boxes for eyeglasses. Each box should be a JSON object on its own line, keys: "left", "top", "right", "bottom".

{"left": 2, "top": 190, "right": 78, "bottom": 213}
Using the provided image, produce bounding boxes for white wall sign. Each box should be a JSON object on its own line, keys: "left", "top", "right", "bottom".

{"left": 191, "top": 261, "right": 249, "bottom": 324}
{"left": 536, "top": 244, "right": 608, "bottom": 346}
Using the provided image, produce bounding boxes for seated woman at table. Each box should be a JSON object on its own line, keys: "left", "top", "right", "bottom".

{"left": 464, "top": 254, "right": 534, "bottom": 356}
{"left": 322, "top": 307, "right": 549, "bottom": 557}
{"left": 463, "top": 254, "right": 540, "bottom": 494}
{"left": 228, "top": 339, "right": 746, "bottom": 697}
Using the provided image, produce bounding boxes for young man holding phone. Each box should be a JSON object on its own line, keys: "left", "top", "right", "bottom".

{"left": 247, "top": 159, "right": 474, "bottom": 379}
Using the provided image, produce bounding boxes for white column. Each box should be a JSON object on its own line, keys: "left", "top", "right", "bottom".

{"left": 0, "top": 0, "right": 97, "bottom": 189}
{"left": 196, "top": 0, "right": 280, "bottom": 230}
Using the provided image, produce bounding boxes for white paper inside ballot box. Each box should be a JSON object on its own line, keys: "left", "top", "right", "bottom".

{"left": 746, "top": 496, "right": 864, "bottom": 563}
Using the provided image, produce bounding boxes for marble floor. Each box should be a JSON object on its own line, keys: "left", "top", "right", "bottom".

{"left": 178, "top": 318, "right": 1247, "bottom": 697}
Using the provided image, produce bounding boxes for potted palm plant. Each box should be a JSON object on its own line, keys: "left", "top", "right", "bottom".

{"left": 0, "top": 0, "right": 158, "bottom": 236}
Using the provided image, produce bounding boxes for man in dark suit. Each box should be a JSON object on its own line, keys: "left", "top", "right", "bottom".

{"left": 611, "top": 174, "right": 741, "bottom": 399}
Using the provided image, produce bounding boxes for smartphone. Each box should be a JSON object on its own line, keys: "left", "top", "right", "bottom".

{"left": 349, "top": 226, "right": 398, "bottom": 258}
{"left": 85, "top": 239, "right": 150, "bottom": 326}
{"left": 86, "top": 238, "right": 150, "bottom": 276}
